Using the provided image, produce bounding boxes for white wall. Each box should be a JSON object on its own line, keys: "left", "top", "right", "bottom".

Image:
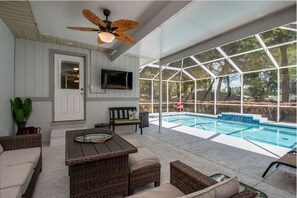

{"left": 15, "top": 38, "right": 140, "bottom": 141}
{"left": 0, "top": 19, "right": 15, "bottom": 136}
{"left": 87, "top": 100, "right": 139, "bottom": 134}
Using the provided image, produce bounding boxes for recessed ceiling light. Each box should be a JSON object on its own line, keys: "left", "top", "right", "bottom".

{"left": 67, "top": 42, "right": 73, "bottom": 45}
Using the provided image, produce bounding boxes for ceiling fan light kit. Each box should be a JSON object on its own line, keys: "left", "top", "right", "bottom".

{"left": 98, "top": 32, "right": 115, "bottom": 43}
{"left": 67, "top": 9, "right": 140, "bottom": 45}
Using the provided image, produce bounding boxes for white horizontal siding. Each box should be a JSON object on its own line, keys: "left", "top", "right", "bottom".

{"left": 15, "top": 38, "right": 140, "bottom": 99}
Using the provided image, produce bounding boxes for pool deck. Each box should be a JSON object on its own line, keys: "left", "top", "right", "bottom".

{"left": 150, "top": 119, "right": 293, "bottom": 158}
{"left": 133, "top": 122, "right": 296, "bottom": 197}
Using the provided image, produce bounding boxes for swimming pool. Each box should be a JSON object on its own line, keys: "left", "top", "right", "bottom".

{"left": 160, "top": 114, "right": 297, "bottom": 149}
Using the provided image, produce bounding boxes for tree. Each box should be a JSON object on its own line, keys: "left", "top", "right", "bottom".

{"left": 182, "top": 81, "right": 194, "bottom": 103}
{"left": 140, "top": 80, "right": 152, "bottom": 103}
{"left": 216, "top": 65, "right": 230, "bottom": 101}
{"left": 260, "top": 28, "right": 296, "bottom": 102}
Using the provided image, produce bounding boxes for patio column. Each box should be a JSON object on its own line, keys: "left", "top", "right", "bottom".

{"left": 240, "top": 74, "right": 244, "bottom": 114}
{"left": 167, "top": 81, "right": 169, "bottom": 113}
{"left": 194, "top": 80, "right": 197, "bottom": 113}
{"left": 214, "top": 78, "right": 217, "bottom": 115}
{"left": 179, "top": 81, "right": 182, "bottom": 103}
{"left": 159, "top": 63, "right": 162, "bottom": 133}
{"left": 151, "top": 80, "right": 154, "bottom": 113}
{"left": 277, "top": 69, "right": 280, "bottom": 122}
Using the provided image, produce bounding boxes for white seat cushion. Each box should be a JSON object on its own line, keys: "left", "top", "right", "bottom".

{"left": 0, "top": 147, "right": 40, "bottom": 168}
{"left": 0, "top": 163, "right": 34, "bottom": 195}
{"left": 127, "top": 183, "right": 185, "bottom": 198}
{"left": 0, "top": 186, "right": 22, "bottom": 198}
{"left": 129, "top": 148, "right": 159, "bottom": 172}
{"left": 179, "top": 176, "right": 239, "bottom": 198}
{"left": 126, "top": 139, "right": 143, "bottom": 148}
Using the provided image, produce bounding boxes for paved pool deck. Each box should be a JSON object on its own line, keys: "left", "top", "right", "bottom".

{"left": 126, "top": 122, "right": 296, "bottom": 197}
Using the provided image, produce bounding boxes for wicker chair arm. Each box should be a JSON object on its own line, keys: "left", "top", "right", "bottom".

{"left": 170, "top": 160, "right": 218, "bottom": 194}
{"left": 0, "top": 134, "right": 41, "bottom": 151}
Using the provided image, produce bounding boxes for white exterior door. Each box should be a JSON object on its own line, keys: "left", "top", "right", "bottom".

{"left": 54, "top": 54, "right": 84, "bottom": 121}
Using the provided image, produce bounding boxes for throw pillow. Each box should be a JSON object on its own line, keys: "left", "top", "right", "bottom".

{"left": 128, "top": 110, "right": 138, "bottom": 120}
{"left": 214, "top": 176, "right": 239, "bottom": 198}
{"left": 179, "top": 176, "right": 239, "bottom": 198}
{"left": 0, "top": 143, "right": 3, "bottom": 154}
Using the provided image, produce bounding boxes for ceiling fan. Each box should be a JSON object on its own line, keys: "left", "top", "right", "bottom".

{"left": 67, "top": 9, "right": 140, "bottom": 45}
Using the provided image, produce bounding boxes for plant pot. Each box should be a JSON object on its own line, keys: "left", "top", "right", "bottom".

{"left": 17, "top": 121, "right": 27, "bottom": 129}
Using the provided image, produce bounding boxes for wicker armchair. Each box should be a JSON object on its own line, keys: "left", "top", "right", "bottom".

{"left": 170, "top": 160, "right": 257, "bottom": 198}
{"left": 127, "top": 160, "right": 257, "bottom": 197}
{"left": 0, "top": 134, "right": 42, "bottom": 198}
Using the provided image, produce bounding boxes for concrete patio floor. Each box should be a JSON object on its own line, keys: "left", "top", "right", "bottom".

{"left": 33, "top": 123, "right": 296, "bottom": 198}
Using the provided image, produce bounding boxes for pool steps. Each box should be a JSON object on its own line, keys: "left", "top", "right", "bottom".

{"left": 217, "top": 112, "right": 268, "bottom": 124}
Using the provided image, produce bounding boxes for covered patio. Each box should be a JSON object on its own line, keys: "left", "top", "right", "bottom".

{"left": 34, "top": 123, "right": 296, "bottom": 198}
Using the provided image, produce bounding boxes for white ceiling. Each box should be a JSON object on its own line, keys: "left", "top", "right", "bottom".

{"left": 30, "top": 1, "right": 296, "bottom": 65}
{"left": 30, "top": 1, "right": 170, "bottom": 50}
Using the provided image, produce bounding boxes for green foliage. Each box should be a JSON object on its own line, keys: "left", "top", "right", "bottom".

{"left": 183, "top": 57, "right": 196, "bottom": 68}
{"left": 10, "top": 97, "right": 32, "bottom": 122}
{"left": 140, "top": 67, "right": 159, "bottom": 79}
{"left": 168, "top": 60, "right": 182, "bottom": 68}
{"left": 222, "top": 36, "right": 261, "bottom": 55}
{"left": 260, "top": 28, "right": 296, "bottom": 46}
{"left": 194, "top": 49, "right": 223, "bottom": 63}
{"left": 182, "top": 81, "right": 195, "bottom": 102}
{"left": 244, "top": 71, "right": 277, "bottom": 102}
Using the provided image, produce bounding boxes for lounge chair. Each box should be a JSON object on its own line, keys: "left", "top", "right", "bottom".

{"left": 262, "top": 148, "right": 296, "bottom": 177}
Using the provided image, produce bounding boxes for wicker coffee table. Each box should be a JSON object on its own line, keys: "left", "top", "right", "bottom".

{"left": 65, "top": 128, "right": 137, "bottom": 198}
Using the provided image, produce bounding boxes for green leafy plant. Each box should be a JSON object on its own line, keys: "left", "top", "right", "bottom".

{"left": 10, "top": 97, "right": 32, "bottom": 122}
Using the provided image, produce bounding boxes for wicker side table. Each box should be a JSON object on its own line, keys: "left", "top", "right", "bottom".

{"left": 139, "top": 111, "right": 149, "bottom": 128}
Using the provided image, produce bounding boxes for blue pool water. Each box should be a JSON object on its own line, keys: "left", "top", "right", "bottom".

{"left": 160, "top": 114, "right": 297, "bottom": 149}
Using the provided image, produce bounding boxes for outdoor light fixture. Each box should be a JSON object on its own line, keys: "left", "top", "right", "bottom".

{"left": 98, "top": 32, "right": 115, "bottom": 43}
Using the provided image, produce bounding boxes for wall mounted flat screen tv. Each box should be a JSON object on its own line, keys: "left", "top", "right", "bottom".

{"left": 101, "top": 69, "right": 133, "bottom": 90}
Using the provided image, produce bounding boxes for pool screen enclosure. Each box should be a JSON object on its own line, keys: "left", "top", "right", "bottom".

{"left": 139, "top": 22, "right": 297, "bottom": 124}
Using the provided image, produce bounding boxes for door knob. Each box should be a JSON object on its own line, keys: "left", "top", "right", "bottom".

{"left": 81, "top": 88, "right": 84, "bottom": 90}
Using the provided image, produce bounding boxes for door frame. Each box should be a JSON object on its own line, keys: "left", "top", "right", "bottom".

{"left": 49, "top": 50, "right": 87, "bottom": 123}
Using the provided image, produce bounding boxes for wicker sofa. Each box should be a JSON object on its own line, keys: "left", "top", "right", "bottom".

{"left": 0, "top": 134, "right": 42, "bottom": 198}
{"left": 127, "top": 160, "right": 257, "bottom": 198}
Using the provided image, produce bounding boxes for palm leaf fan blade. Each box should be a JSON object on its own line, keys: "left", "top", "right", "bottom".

{"left": 111, "top": 19, "right": 140, "bottom": 32}
{"left": 67, "top": 27, "right": 99, "bottom": 31}
{"left": 115, "top": 32, "right": 136, "bottom": 45}
{"left": 82, "top": 9, "right": 106, "bottom": 28}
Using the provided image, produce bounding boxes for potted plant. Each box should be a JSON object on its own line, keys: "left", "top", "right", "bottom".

{"left": 10, "top": 97, "right": 33, "bottom": 129}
